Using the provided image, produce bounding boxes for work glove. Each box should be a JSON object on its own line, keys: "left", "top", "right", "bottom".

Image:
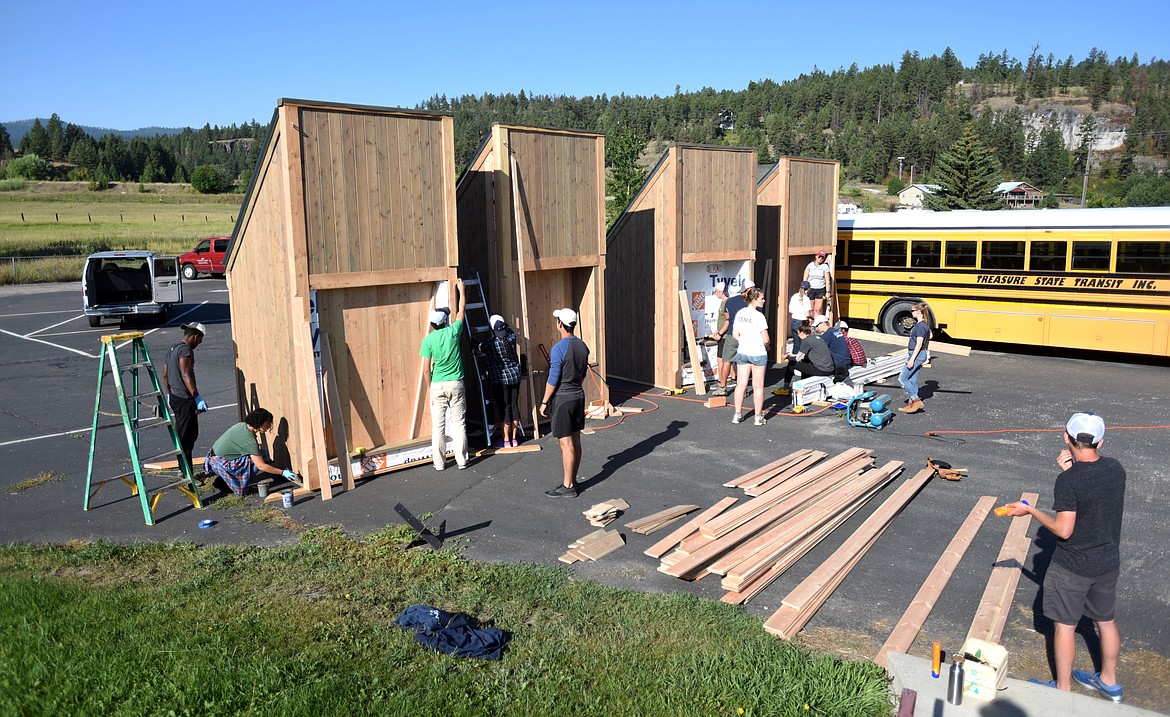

{"left": 281, "top": 469, "right": 297, "bottom": 481}
{"left": 195, "top": 395, "right": 208, "bottom": 412}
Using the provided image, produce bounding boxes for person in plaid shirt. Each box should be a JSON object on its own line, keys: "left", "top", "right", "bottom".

{"left": 837, "top": 321, "right": 868, "bottom": 367}
{"left": 479, "top": 315, "right": 521, "bottom": 447}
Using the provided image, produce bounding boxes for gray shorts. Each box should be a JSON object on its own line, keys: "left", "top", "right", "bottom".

{"left": 720, "top": 336, "right": 739, "bottom": 362}
{"left": 1043, "top": 560, "right": 1119, "bottom": 625}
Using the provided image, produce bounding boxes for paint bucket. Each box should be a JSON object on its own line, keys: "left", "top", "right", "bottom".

{"left": 257, "top": 481, "right": 269, "bottom": 499}
{"left": 281, "top": 490, "right": 294, "bottom": 509}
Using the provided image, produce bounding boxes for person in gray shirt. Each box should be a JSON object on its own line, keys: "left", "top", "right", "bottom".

{"left": 1005, "top": 412, "right": 1126, "bottom": 703}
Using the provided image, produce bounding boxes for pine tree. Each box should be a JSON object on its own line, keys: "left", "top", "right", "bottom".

{"left": 604, "top": 128, "right": 647, "bottom": 228}
{"left": 926, "top": 124, "right": 1003, "bottom": 210}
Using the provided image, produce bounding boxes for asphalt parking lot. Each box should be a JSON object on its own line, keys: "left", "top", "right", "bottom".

{"left": 2, "top": 281, "right": 1168, "bottom": 710}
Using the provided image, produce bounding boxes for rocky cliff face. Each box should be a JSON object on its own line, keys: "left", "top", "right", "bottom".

{"left": 1022, "top": 107, "right": 1127, "bottom": 151}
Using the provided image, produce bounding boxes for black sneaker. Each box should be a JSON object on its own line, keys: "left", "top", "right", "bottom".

{"left": 544, "top": 484, "right": 577, "bottom": 499}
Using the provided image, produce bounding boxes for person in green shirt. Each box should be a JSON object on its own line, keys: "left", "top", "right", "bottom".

{"left": 420, "top": 278, "right": 469, "bottom": 470}
{"left": 205, "top": 408, "right": 296, "bottom": 495}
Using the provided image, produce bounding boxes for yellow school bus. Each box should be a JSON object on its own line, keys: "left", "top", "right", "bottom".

{"left": 835, "top": 207, "right": 1170, "bottom": 356}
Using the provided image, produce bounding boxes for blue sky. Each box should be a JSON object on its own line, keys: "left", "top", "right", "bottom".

{"left": 5, "top": 0, "right": 1168, "bottom": 130}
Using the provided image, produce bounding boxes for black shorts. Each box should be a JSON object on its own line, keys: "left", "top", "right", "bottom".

{"left": 550, "top": 392, "right": 585, "bottom": 438}
{"left": 1043, "top": 560, "right": 1119, "bottom": 625}
{"left": 808, "top": 287, "right": 826, "bottom": 300}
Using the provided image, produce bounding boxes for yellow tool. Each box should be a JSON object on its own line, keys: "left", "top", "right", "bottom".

{"left": 662, "top": 388, "right": 685, "bottom": 396}
{"left": 791, "top": 405, "right": 806, "bottom": 414}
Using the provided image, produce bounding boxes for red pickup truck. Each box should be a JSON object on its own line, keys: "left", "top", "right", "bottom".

{"left": 178, "top": 237, "right": 230, "bottom": 280}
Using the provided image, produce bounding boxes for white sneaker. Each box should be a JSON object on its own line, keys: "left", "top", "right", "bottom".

{"left": 754, "top": 416, "right": 766, "bottom": 426}
{"left": 731, "top": 413, "right": 743, "bottom": 424}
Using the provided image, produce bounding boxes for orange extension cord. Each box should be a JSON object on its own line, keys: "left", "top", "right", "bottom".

{"left": 597, "top": 384, "right": 1170, "bottom": 439}
{"left": 926, "top": 424, "right": 1170, "bottom": 443}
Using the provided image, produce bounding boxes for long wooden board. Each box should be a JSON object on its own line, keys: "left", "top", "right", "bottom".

{"left": 723, "top": 449, "right": 813, "bottom": 489}
{"left": 644, "top": 497, "right": 739, "bottom": 559}
{"left": 625, "top": 504, "right": 700, "bottom": 534}
{"left": 678, "top": 289, "right": 707, "bottom": 395}
{"left": 967, "top": 491, "right": 1039, "bottom": 644}
{"left": 875, "top": 496, "right": 997, "bottom": 668}
{"left": 847, "top": 328, "right": 972, "bottom": 357}
{"left": 764, "top": 467, "right": 935, "bottom": 637}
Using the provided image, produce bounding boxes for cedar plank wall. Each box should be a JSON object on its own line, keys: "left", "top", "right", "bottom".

{"left": 755, "top": 157, "right": 839, "bottom": 361}
{"left": 606, "top": 145, "right": 757, "bottom": 389}
{"left": 605, "top": 152, "right": 670, "bottom": 386}
{"left": 299, "top": 104, "right": 457, "bottom": 454}
{"left": 227, "top": 126, "right": 305, "bottom": 475}
{"left": 458, "top": 125, "right": 608, "bottom": 412}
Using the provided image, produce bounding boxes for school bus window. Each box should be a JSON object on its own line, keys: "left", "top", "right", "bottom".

{"left": 1116, "top": 241, "right": 1170, "bottom": 274}
{"left": 848, "top": 240, "right": 875, "bottom": 267}
{"left": 1071, "top": 241, "right": 1111, "bottom": 271}
{"left": 1029, "top": 241, "right": 1067, "bottom": 271}
{"left": 911, "top": 240, "right": 941, "bottom": 268}
{"left": 879, "top": 240, "right": 907, "bottom": 267}
{"left": 836, "top": 238, "right": 847, "bottom": 262}
{"left": 945, "top": 241, "right": 977, "bottom": 268}
{"left": 982, "top": 241, "right": 1025, "bottom": 270}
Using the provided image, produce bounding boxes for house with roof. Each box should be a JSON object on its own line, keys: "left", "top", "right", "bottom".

{"left": 994, "top": 181, "right": 1044, "bottom": 208}
{"left": 896, "top": 183, "right": 940, "bottom": 209}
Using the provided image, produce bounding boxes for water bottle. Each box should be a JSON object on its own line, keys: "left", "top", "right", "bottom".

{"left": 946, "top": 654, "right": 965, "bottom": 705}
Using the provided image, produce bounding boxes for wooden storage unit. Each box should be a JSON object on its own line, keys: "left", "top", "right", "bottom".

{"left": 227, "top": 98, "right": 458, "bottom": 494}
{"left": 756, "top": 157, "right": 840, "bottom": 361}
{"left": 456, "top": 124, "right": 609, "bottom": 425}
{"left": 605, "top": 144, "right": 757, "bottom": 389}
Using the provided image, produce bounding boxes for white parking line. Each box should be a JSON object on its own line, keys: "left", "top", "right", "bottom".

{"left": 26, "top": 313, "right": 85, "bottom": 337}
{"left": 0, "top": 309, "right": 80, "bottom": 318}
{"left": 0, "top": 402, "right": 239, "bottom": 447}
{"left": 0, "top": 328, "right": 97, "bottom": 358}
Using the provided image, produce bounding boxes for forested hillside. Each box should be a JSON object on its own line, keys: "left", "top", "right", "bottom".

{"left": 2, "top": 46, "right": 1167, "bottom": 205}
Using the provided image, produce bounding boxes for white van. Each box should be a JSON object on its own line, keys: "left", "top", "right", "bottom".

{"left": 82, "top": 251, "right": 183, "bottom": 327}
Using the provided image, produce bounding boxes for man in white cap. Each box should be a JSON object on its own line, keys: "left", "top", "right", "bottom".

{"left": 164, "top": 322, "right": 207, "bottom": 473}
{"left": 540, "top": 308, "right": 590, "bottom": 498}
{"left": 712, "top": 279, "right": 755, "bottom": 396}
{"left": 420, "top": 278, "right": 468, "bottom": 470}
{"left": 1004, "top": 412, "right": 1126, "bottom": 702}
{"left": 706, "top": 281, "right": 730, "bottom": 385}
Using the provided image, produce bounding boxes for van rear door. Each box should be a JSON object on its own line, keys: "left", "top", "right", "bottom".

{"left": 153, "top": 257, "right": 182, "bottom": 304}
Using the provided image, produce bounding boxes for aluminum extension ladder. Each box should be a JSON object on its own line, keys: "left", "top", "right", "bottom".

{"left": 461, "top": 268, "right": 498, "bottom": 447}
{"left": 83, "top": 332, "right": 203, "bottom": 525}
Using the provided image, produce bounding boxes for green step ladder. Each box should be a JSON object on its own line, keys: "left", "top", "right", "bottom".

{"left": 84, "top": 331, "right": 203, "bottom": 525}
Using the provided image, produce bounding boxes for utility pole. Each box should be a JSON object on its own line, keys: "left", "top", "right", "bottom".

{"left": 1080, "top": 135, "right": 1093, "bottom": 208}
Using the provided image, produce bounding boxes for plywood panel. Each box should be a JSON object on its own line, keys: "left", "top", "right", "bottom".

{"left": 315, "top": 282, "right": 436, "bottom": 449}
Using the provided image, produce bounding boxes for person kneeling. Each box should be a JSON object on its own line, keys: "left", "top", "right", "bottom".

{"left": 205, "top": 408, "right": 296, "bottom": 495}
{"left": 778, "top": 321, "right": 835, "bottom": 392}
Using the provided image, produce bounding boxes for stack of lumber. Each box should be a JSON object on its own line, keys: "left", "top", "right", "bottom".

{"left": 558, "top": 529, "right": 625, "bottom": 564}
{"left": 792, "top": 350, "right": 908, "bottom": 406}
{"left": 625, "top": 505, "right": 700, "bottom": 535}
{"left": 966, "top": 491, "right": 1039, "bottom": 644}
{"left": 651, "top": 449, "right": 926, "bottom": 610}
{"left": 763, "top": 467, "right": 936, "bottom": 638}
{"left": 583, "top": 498, "right": 630, "bottom": 527}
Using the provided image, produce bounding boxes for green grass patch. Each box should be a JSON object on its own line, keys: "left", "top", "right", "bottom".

{"left": 0, "top": 181, "right": 241, "bottom": 284}
{"left": 6, "top": 471, "right": 65, "bottom": 493}
{"left": 0, "top": 530, "right": 893, "bottom": 716}
{"left": 0, "top": 178, "right": 27, "bottom": 191}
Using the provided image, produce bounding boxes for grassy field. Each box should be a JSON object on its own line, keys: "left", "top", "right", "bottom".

{"left": 0, "top": 181, "right": 241, "bottom": 284}
{"left": 0, "top": 527, "right": 892, "bottom": 717}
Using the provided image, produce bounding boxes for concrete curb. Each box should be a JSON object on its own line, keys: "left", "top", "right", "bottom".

{"left": 887, "top": 653, "right": 1166, "bottom": 716}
